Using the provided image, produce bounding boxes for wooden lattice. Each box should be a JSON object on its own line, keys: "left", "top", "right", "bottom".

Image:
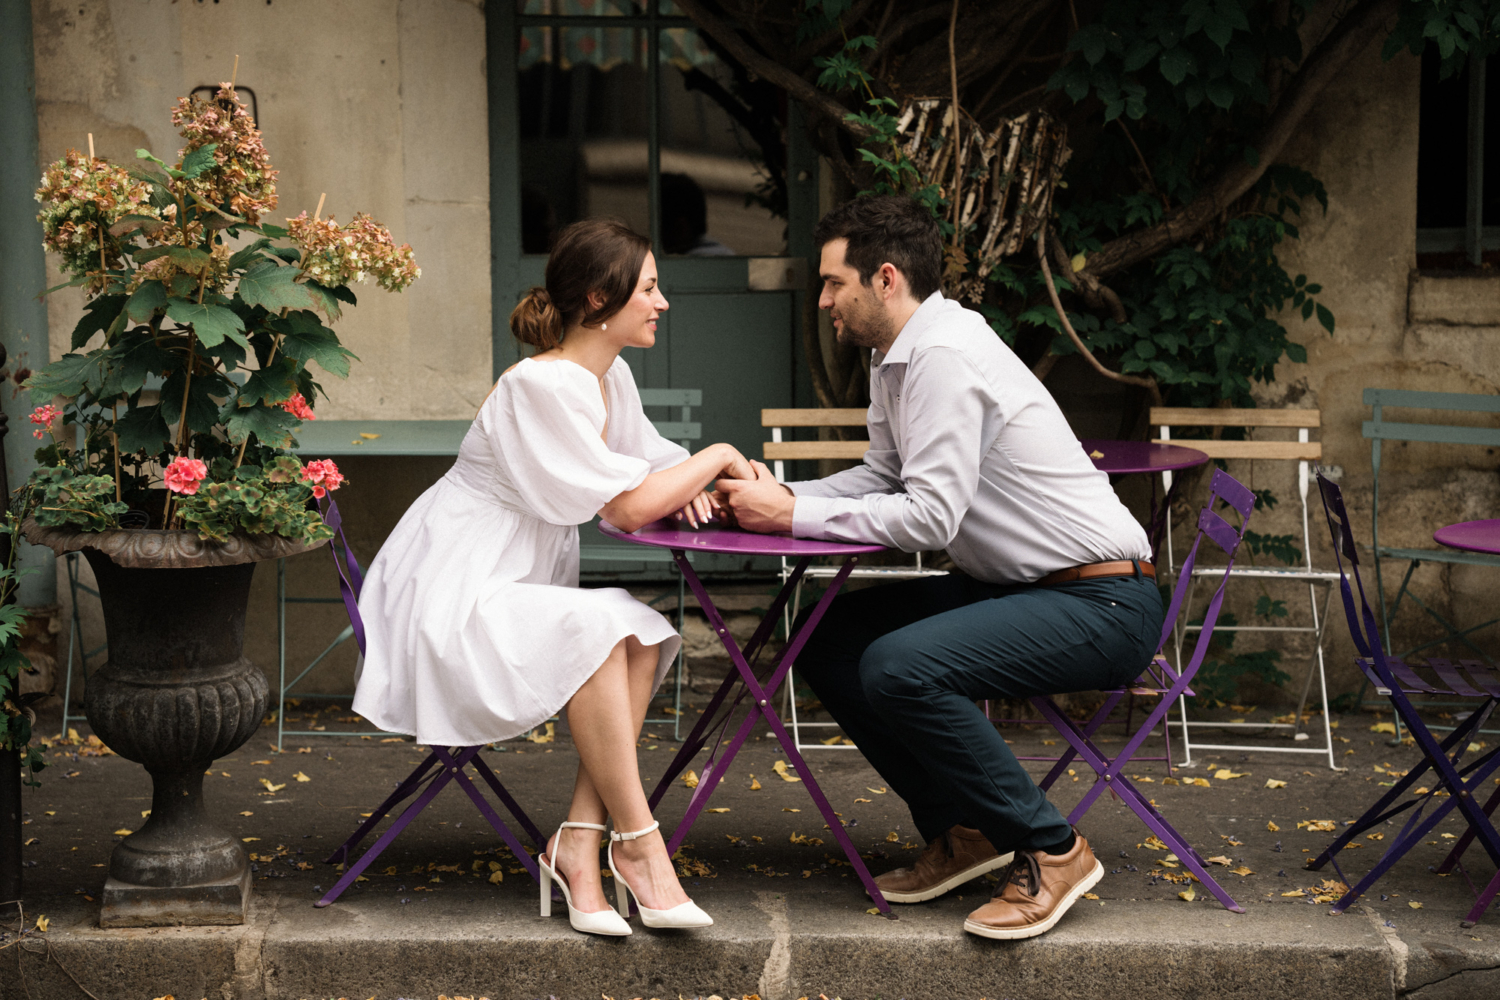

{"left": 892, "top": 101, "right": 1071, "bottom": 302}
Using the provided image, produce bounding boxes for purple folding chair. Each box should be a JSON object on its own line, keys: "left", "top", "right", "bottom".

{"left": 311, "top": 499, "right": 544, "bottom": 908}
{"left": 1304, "top": 472, "right": 1500, "bottom": 926}
{"left": 1032, "top": 467, "right": 1257, "bottom": 913}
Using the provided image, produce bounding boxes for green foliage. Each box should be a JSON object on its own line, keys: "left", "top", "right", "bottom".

{"left": 0, "top": 514, "right": 44, "bottom": 784}
{"left": 175, "top": 459, "right": 334, "bottom": 544}
{"left": 24, "top": 466, "right": 129, "bottom": 531}
{"left": 1192, "top": 611, "right": 1292, "bottom": 706}
{"left": 1385, "top": 0, "right": 1500, "bottom": 78}
{"left": 1242, "top": 529, "right": 1302, "bottom": 566}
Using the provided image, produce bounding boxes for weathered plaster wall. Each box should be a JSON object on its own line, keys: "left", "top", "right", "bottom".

{"left": 30, "top": 0, "right": 491, "bottom": 701}
{"left": 1211, "top": 36, "right": 1500, "bottom": 709}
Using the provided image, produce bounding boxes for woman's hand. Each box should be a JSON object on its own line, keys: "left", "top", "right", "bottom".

{"left": 671, "top": 489, "right": 721, "bottom": 529}
{"left": 716, "top": 444, "right": 755, "bottom": 482}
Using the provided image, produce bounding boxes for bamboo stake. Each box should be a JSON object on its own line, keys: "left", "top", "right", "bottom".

{"left": 87, "top": 132, "right": 94, "bottom": 159}
{"left": 111, "top": 403, "right": 121, "bottom": 503}
{"left": 231, "top": 54, "right": 239, "bottom": 90}
{"left": 313, "top": 192, "right": 326, "bottom": 221}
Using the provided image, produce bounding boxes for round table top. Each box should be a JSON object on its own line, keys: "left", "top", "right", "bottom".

{"left": 599, "top": 519, "right": 888, "bottom": 558}
{"left": 1079, "top": 439, "right": 1211, "bottom": 475}
{"left": 1433, "top": 519, "right": 1500, "bottom": 555}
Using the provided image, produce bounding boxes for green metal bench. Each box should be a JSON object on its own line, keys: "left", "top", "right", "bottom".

{"left": 1362, "top": 388, "right": 1500, "bottom": 737}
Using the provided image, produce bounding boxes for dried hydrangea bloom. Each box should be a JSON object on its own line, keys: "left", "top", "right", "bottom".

{"left": 127, "top": 238, "right": 233, "bottom": 295}
{"left": 34, "top": 149, "right": 157, "bottom": 286}
{"left": 171, "top": 83, "right": 278, "bottom": 224}
{"left": 288, "top": 211, "right": 421, "bottom": 292}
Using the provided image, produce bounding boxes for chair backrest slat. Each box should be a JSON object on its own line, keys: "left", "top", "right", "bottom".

{"left": 761, "top": 408, "right": 867, "bottom": 427}
{"left": 1150, "top": 407, "right": 1320, "bottom": 428}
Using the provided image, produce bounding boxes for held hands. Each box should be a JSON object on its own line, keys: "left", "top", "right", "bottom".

{"left": 715, "top": 460, "right": 795, "bottom": 533}
{"left": 671, "top": 490, "right": 721, "bottom": 529}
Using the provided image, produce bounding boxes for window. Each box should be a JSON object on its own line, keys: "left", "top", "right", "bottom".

{"left": 1416, "top": 48, "right": 1500, "bottom": 267}
{"left": 516, "top": 0, "right": 787, "bottom": 256}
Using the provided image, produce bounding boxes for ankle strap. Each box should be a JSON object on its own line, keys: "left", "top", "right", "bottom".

{"left": 559, "top": 821, "right": 607, "bottom": 832}
{"left": 610, "top": 820, "right": 660, "bottom": 841}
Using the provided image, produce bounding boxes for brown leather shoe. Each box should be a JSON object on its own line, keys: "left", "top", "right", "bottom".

{"left": 872, "top": 825, "right": 1012, "bottom": 904}
{"left": 962, "top": 831, "right": 1102, "bottom": 939}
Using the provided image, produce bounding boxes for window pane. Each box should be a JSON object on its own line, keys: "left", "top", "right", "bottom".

{"left": 1417, "top": 47, "right": 1468, "bottom": 231}
{"left": 517, "top": 1, "right": 644, "bottom": 15}
{"left": 518, "top": 26, "right": 650, "bottom": 251}
{"left": 657, "top": 28, "right": 787, "bottom": 255}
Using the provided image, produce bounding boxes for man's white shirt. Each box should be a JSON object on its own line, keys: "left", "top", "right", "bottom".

{"left": 788, "top": 292, "right": 1151, "bottom": 585}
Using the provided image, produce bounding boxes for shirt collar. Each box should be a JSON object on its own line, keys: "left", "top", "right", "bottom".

{"left": 872, "top": 291, "right": 946, "bottom": 368}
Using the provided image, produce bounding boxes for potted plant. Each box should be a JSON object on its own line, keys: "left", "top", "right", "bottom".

{"left": 19, "top": 82, "right": 418, "bottom": 926}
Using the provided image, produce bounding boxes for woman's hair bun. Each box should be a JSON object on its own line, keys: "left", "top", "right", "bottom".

{"left": 509, "top": 285, "right": 563, "bottom": 351}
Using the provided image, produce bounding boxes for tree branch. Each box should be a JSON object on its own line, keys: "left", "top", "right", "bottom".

{"left": 1081, "top": 0, "right": 1396, "bottom": 279}
{"left": 674, "top": 0, "right": 874, "bottom": 139}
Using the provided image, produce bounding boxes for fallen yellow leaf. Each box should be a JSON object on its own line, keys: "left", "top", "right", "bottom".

{"left": 44, "top": 811, "right": 55, "bottom": 816}
{"left": 1082, "top": 892, "right": 1100, "bottom": 900}
{"left": 706, "top": 807, "right": 731, "bottom": 814}
{"left": 1367, "top": 832, "right": 1384, "bottom": 841}
{"left": 113, "top": 829, "right": 132, "bottom": 836}
{"left": 251, "top": 760, "right": 271, "bottom": 765}
{"left": 1230, "top": 866, "right": 1254, "bottom": 876}
{"left": 1412, "top": 787, "right": 1430, "bottom": 796}
{"left": 242, "top": 837, "right": 261, "bottom": 842}
{"left": 865, "top": 907, "right": 882, "bottom": 915}
{"left": 867, "top": 786, "right": 886, "bottom": 794}
{"left": 1371, "top": 722, "right": 1396, "bottom": 734}
{"left": 854, "top": 797, "right": 872, "bottom": 803}
{"left": 1267, "top": 820, "right": 1280, "bottom": 832}
{"left": 1187, "top": 777, "right": 1211, "bottom": 787}
{"left": 1296, "top": 819, "right": 1336, "bottom": 832}
{"left": 1213, "top": 769, "right": 1247, "bottom": 780}
{"left": 682, "top": 770, "right": 699, "bottom": 789}
{"left": 782, "top": 807, "right": 800, "bottom": 813}
{"left": 819, "top": 734, "right": 844, "bottom": 745}
{"left": 1282, "top": 890, "right": 1306, "bottom": 897}
{"left": 772, "top": 760, "right": 801, "bottom": 783}
{"left": 1178, "top": 887, "right": 1196, "bottom": 902}
{"left": 239, "top": 810, "right": 253, "bottom": 817}
{"left": 489, "top": 870, "right": 503, "bottom": 884}
{"left": 34, "top": 915, "right": 49, "bottom": 933}
{"left": 1142, "top": 835, "right": 1169, "bottom": 851}
{"left": 1409, "top": 901, "right": 1423, "bottom": 909}
{"left": 1265, "top": 779, "right": 1288, "bottom": 789}
{"left": 140, "top": 810, "right": 151, "bottom": 818}
{"left": 359, "top": 432, "right": 382, "bottom": 439}
{"left": 380, "top": 738, "right": 405, "bottom": 743}
{"left": 294, "top": 771, "right": 311, "bottom": 783}
{"left": 749, "top": 778, "right": 762, "bottom": 791}
{"left": 885, "top": 831, "right": 900, "bottom": 843}
{"left": 526, "top": 722, "right": 555, "bottom": 744}
{"left": 1206, "top": 855, "right": 1233, "bottom": 866}
{"left": 259, "top": 778, "right": 286, "bottom": 793}
{"left": 1089, "top": 450, "right": 1105, "bottom": 459}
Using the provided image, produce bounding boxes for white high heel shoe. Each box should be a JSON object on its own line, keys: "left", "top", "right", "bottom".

{"left": 608, "top": 821, "right": 713, "bottom": 929}
{"left": 539, "top": 821, "right": 632, "bottom": 936}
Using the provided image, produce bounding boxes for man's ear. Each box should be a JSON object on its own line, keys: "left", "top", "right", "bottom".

{"left": 877, "top": 263, "right": 901, "bottom": 301}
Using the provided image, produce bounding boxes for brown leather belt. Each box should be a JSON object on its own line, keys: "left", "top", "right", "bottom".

{"left": 1036, "top": 560, "right": 1155, "bottom": 586}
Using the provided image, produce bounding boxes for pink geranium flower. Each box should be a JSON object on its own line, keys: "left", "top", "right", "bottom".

{"left": 163, "top": 456, "right": 209, "bottom": 495}
{"left": 279, "top": 392, "right": 316, "bottom": 421}
{"left": 300, "top": 458, "right": 344, "bottom": 499}
{"left": 29, "top": 404, "right": 61, "bottom": 440}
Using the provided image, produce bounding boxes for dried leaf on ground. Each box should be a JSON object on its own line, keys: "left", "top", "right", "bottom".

{"left": 1206, "top": 855, "right": 1233, "bottom": 866}
{"left": 526, "top": 722, "right": 555, "bottom": 744}
{"left": 706, "top": 807, "right": 731, "bottom": 814}
{"left": 294, "top": 771, "right": 311, "bottom": 782}
{"left": 750, "top": 778, "right": 762, "bottom": 791}
{"left": 1212, "top": 769, "right": 1247, "bottom": 780}
{"left": 1367, "top": 832, "right": 1384, "bottom": 841}
{"left": 1178, "top": 887, "right": 1196, "bottom": 902}
{"left": 782, "top": 807, "right": 800, "bottom": 813}
{"left": 1409, "top": 901, "right": 1423, "bottom": 909}
{"left": 1265, "top": 779, "right": 1288, "bottom": 789}
{"left": 867, "top": 787, "right": 886, "bottom": 794}
{"left": 773, "top": 760, "right": 802, "bottom": 783}
{"left": 1187, "top": 777, "right": 1211, "bottom": 788}
{"left": 1267, "top": 821, "right": 1281, "bottom": 832}
{"left": 34, "top": 915, "right": 49, "bottom": 932}
{"left": 260, "top": 778, "right": 286, "bottom": 793}
{"left": 1230, "top": 866, "right": 1254, "bottom": 876}
{"left": 1370, "top": 722, "right": 1396, "bottom": 734}
{"left": 113, "top": 828, "right": 132, "bottom": 836}
{"left": 1142, "top": 835, "right": 1169, "bottom": 851}
{"left": 1297, "top": 820, "right": 1336, "bottom": 832}
{"left": 854, "top": 797, "right": 871, "bottom": 803}
{"left": 1082, "top": 892, "right": 1100, "bottom": 899}
{"left": 885, "top": 831, "right": 901, "bottom": 843}
{"left": 682, "top": 770, "right": 699, "bottom": 789}
{"left": 1281, "top": 890, "right": 1306, "bottom": 897}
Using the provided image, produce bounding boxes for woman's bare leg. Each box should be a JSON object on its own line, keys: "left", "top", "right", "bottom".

{"left": 550, "top": 637, "right": 688, "bottom": 913}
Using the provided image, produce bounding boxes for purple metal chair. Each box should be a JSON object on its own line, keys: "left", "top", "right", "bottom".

{"left": 1032, "top": 467, "right": 1257, "bottom": 913}
{"left": 311, "top": 500, "right": 544, "bottom": 908}
{"left": 1304, "top": 471, "right": 1500, "bottom": 926}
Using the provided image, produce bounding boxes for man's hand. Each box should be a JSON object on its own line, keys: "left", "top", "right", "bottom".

{"left": 716, "top": 460, "right": 795, "bottom": 533}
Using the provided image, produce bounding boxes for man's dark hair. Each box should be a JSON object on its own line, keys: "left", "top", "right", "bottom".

{"left": 813, "top": 194, "right": 942, "bottom": 301}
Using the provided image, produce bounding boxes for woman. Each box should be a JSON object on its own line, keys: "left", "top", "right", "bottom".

{"left": 352, "top": 219, "right": 754, "bottom": 936}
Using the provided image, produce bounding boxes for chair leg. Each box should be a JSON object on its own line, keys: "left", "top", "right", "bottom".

{"left": 316, "top": 762, "right": 458, "bottom": 907}
{"left": 1463, "top": 872, "right": 1500, "bottom": 927}
{"left": 324, "top": 753, "right": 441, "bottom": 864}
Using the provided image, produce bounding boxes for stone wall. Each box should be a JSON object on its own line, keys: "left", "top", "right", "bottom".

{"left": 30, "top": 0, "right": 490, "bottom": 705}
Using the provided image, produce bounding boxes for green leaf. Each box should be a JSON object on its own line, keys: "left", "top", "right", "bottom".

{"left": 165, "top": 299, "right": 248, "bottom": 349}
{"left": 222, "top": 400, "right": 300, "bottom": 450}
{"left": 1205, "top": 79, "right": 1235, "bottom": 109}
{"left": 160, "top": 367, "right": 234, "bottom": 435}
{"left": 166, "top": 246, "right": 213, "bottom": 269}
{"left": 125, "top": 280, "right": 168, "bottom": 323}
{"left": 179, "top": 143, "right": 219, "bottom": 180}
{"left": 114, "top": 404, "right": 171, "bottom": 454}
{"left": 228, "top": 238, "right": 274, "bottom": 272}
{"left": 275, "top": 312, "right": 359, "bottom": 378}
{"left": 302, "top": 282, "right": 344, "bottom": 321}
{"left": 258, "top": 223, "right": 289, "bottom": 239}
{"left": 236, "top": 355, "right": 300, "bottom": 407}
{"left": 25, "top": 353, "right": 98, "bottom": 398}
{"left": 237, "top": 261, "right": 316, "bottom": 312}
{"left": 70, "top": 294, "right": 127, "bottom": 349}
{"left": 1315, "top": 303, "right": 1335, "bottom": 334}
{"left": 1159, "top": 47, "right": 1193, "bottom": 85}
{"left": 101, "top": 337, "right": 178, "bottom": 397}
{"left": 136, "top": 148, "right": 182, "bottom": 179}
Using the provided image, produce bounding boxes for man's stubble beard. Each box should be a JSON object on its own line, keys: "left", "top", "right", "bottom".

{"left": 833, "top": 291, "right": 895, "bottom": 350}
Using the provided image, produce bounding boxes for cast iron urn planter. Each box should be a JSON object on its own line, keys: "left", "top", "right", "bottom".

{"left": 24, "top": 519, "right": 322, "bottom": 926}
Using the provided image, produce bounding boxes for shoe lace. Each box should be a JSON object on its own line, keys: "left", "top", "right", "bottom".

{"left": 995, "top": 851, "right": 1042, "bottom": 899}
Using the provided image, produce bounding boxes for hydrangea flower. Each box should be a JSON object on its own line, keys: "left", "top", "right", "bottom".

{"left": 299, "top": 459, "right": 345, "bottom": 499}
{"left": 163, "top": 457, "right": 209, "bottom": 495}
{"left": 171, "top": 83, "right": 278, "bottom": 224}
{"left": 29, "top": 404, "right": 61, "bottom": 441}
{"left": 279, "top": 392, "right": 316, "bottom": 422}
{"left": 34, "top": 150, "right": 157, "bottom": 285}
{"left": 287, "top": 211, "right": 420, "bottom": 292}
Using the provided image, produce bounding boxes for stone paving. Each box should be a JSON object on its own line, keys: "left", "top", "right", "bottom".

{"left": 3, "top": 688, "right": 1499, "bottom": 1000}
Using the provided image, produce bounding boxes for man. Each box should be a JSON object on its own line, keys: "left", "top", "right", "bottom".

{"left": 717, "top": 195, "right": 1161, "bottom": 940}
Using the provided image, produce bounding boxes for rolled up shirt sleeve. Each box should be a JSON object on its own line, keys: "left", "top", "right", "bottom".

{"left": 790, "top": 347, "right": 991, "bottom": 551}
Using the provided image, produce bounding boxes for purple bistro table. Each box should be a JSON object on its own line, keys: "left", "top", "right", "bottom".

{"left": 597, "top": 520, "right": 899, "bottom": 913}
{"left": 1435, "top": 519, "right": 1500, "bottom": 556}
{"left": 1080, "top": 439, "right": 1209, "bottom": 562}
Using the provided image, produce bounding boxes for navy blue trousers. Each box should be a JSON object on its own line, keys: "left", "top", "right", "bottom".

{"left": 793, "top": 570, "right": 1162, "bottom": 853}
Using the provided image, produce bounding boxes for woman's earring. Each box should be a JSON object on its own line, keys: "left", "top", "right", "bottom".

{"left": 602, "top": 322, "right": 608, "bottom": 331}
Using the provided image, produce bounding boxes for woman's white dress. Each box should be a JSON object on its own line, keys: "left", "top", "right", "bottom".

{"left": 351, "top": 356, "right": 686, "bottom": 747}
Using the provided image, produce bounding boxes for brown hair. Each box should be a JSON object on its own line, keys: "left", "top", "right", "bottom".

{"left": 508, "top": 218, "right": 651, "bottom": 352}
{"left": 813, "top": 194, "right": 942, "bottom": 301}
